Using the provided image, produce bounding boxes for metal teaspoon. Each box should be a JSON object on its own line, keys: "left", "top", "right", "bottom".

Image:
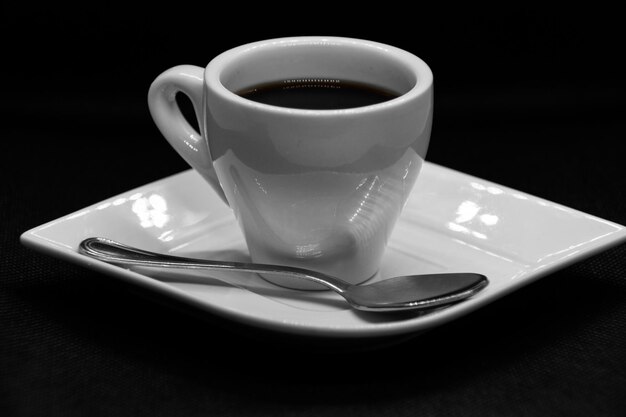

{"left": 79, "top": 237, "right": 488, "bottom": 312}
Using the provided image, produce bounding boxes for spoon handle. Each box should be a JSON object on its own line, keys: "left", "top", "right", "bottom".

{"left": 78, "top": 237, "right": 349, "bottom": 292}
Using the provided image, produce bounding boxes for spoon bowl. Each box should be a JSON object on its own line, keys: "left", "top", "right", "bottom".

{"left": 79, "top": 237, "right": 488, "bottom": 312}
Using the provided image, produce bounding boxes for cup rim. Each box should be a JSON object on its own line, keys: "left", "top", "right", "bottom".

{"left": 204, "top": 36, "right": 433, "bottom": 115}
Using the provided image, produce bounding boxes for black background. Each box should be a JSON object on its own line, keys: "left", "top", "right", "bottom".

{"left": 2, "top": 5, "right": 625, "bottom": 416}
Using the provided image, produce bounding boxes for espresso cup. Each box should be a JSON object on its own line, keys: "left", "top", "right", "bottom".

{"left": 148, "top": 36, "right": 433, "bottom": 290}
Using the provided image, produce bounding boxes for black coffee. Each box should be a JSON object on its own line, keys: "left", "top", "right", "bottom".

{"left": 236, "top": 78, "right": 399, "bottom": 110}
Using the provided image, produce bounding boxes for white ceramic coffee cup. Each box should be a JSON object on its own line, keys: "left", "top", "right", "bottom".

{"left": 148, "top": 36, "right": 433, "bottom": 290}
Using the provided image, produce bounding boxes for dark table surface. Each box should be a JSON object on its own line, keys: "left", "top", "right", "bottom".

{"left": 2, "top": 6, "right": 625, "bottom": 417}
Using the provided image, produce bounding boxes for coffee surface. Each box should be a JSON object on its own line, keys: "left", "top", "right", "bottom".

{"left": 236, "top": 78, "right": 399, "bottom": 109}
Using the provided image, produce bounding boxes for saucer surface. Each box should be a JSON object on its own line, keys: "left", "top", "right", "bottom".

{"left": 21, "top": 162, "right": 626, "bottom": 338}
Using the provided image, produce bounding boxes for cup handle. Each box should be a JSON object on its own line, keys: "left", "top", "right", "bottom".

{"left": 148, "top": 65, "right": 228, "bottom": 205}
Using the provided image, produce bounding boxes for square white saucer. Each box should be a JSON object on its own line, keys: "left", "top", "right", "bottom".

{"left": 20, "top": 162, "right": 626, "bottom": 339}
